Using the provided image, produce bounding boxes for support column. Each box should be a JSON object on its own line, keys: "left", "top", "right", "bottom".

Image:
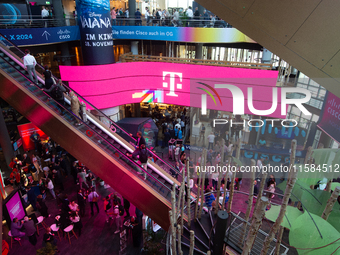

{"left": 128, "top": 0, "right": 136, "bottom": 26}
{"left": 133, "top": 103, "right": 141, "bottom": 117}
{"left": 0, "top": 107, "right": 14, "bottom": 168}
{"left": 213, "top": 211, "right": 229, "bottom": 255}
{"left": 60, "top": 43, "right": 71, "bottom": 66}
{"left": 76, "top": 0, "right": 114, "bottom": 65}
{"left": 53, "top": 0, "right": 65, "bottom": 27}
{"left": 131, "top": 41, "right": 139, "bottom": 55}
{"left": 195, "top": 43, "right": 203, "bottom": 59}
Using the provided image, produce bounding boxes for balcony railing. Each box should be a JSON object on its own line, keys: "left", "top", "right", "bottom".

{"left": 0, "top": 15, "right": 231, "bottom": 29}
{"left": 120, "top": 52, "right": 273, "bottom": 70}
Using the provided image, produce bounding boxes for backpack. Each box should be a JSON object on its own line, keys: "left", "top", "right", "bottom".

{"left": 52, "top": 85, "right": 63, "bottom": 100}
{"left": 106, "top": 200, "right": 112, "bottom": 211}
{"left": 118, "top": 204, "right": 124, "bottom": 216}
{"left": 139, "top": 149, "right": 148, "bottom": 163}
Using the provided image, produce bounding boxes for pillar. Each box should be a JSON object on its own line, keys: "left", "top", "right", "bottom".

{"left": 53, "top": 0, "right": 65, "bottom": 27}
{"left": 75, "top": 0, "right": 114, "bottom": 65}
{"left": 128, "top": 0, "right": 136, "bottom": 26}
{"left": 213, "top": 211, "right": 229, "bottom": 255}
{"left": 195, "top": 43, "right": 203, "bottom": 59}
{"left": 261, "top": 48, "right": 272, "bottom": 64}
{"left": 60, "top": 43, "right": 71, "bottom": 66}
{"left": 131, "top": 41, "right": 138, "bottom": 55}
{"left": 0, "top": 107, "right": 14, "bottom": 168}
{"left": 133, "top": 103, "right": 141, "bottom": 117}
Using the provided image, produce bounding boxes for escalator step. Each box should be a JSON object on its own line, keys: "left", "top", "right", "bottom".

{"left": 101, "top": 134, "right": 108, "bottom": 139}
{"left": 158, "top": 178, "right": 166, "bottom": 183}
{"left": 151, "top": 173, "right": 159, "bottom": 179}
{"left": 164, "top": 183, "right": 172, "bottom": 189}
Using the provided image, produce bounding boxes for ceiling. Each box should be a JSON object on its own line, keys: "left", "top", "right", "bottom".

{"left": 196, "top": 0, "right": 340, "bottom": 98}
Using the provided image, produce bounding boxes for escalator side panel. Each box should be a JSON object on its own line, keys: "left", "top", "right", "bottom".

{"left": 0, "top": 69, "right": 171, "bottom": 230}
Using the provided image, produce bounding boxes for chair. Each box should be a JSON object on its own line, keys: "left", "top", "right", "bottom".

{"left": 8, "top": 231, "right": 21, "bottom": 248}
{"left": 36, "top": 216, "right": 47, "bottom": 235}
{"left": 64, "top": 225, "right": 78, "bottom": 244}
{"left": 50, "top": 224, "right": 61, "bottom": 241}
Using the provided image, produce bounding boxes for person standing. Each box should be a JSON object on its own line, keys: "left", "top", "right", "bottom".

{"left": 112, "top": 200, "right": 122, "bottom": 234}
{"left": 46, "top": 178, "right": 56, "bottom": 199}
{"left": 207, "top": 132, "right": 215, "bottom": 150}
{"left": 77, "top": 189, "right": 86, "bottom": 217}
{"left": 135, "top": 8, "right": 142, "bottom": 26}
{"left": 88, "top": 187, "right": 99, "bottom": 216}
{"left": 41, "top": 6, "right": 49, "bottom": 27}
{"left": 193, "top": 7, "right": 200, "bottom": 27}
{"left": 43, "top": 79, "right": 67, "bottom": 115}
{"left": 104, "top": 193, "right": 113, "bottom": 222}
{"left": 23, "top": 49, "right": 38, "bottom": 85}
{"left": 185, "top": 6, "right": 193, "bottom": 26}
{"left": 69, "top": 91, "right": 82, "bottom": 126}
{"left": 145, "top": 8, "right": 150, "bottom": 25}
{"left": 111, "top": 7, "right": 117, "bottom": 25}
{"left": 123, "top": 197, "right": 130, "bottom": 218}
{"left": 23, "top": 216, "right": 38, "bottom": 246}
{"left": 42, "top": 65, "right": 54, "bottom": 90}
{"left": 77, "top": 168, "right": 88, "bottom": 189}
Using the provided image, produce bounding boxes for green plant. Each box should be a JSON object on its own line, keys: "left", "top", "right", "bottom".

{"left": 142, "top": 219, "right": 165, "bottom": 255}
{"left": 36, "top": 243, "right": 57, "bottom": 255}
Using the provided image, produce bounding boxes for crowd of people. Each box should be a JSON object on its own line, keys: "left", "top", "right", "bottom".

{"left": 6, "top": 136, "right": 144, "bottom": 251}
{"left": 109, "top": 6, "right": 230, "bottom": 28}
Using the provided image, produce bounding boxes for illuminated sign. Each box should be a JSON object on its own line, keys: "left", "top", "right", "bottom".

{"left": 318, "top": 92, "right": 340, "bottom": 143}
{"left": 17, "top": 123, "right": 48, "bottom": 151}
{"left": 59, "top": 62, "right": 282, "bottom": 117}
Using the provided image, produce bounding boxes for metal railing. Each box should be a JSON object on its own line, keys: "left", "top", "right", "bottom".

{"left": 166, "top": 185, "right": 330, "bottom": 255}
{"left": 0, "top": 15, "right": 231, "bottom": 29}
{"left": 0, "top": 31, "right": 183, "bottom": 181}
{"left": 0, "top": 50, "right": 173, "bottom": 200}
{"left": 120, "top": 52, "right": 273, "bottom": 70}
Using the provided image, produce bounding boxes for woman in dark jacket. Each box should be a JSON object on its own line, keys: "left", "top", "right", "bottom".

{"left": 42, "top": 65, "right": 54, "bottom": 90}
{"left": 36, "top": 194, "right": 49, "bottom": 218}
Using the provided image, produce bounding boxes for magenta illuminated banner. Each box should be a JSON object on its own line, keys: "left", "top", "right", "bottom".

{"left": 59, "top": 62, "right": 285, "bottom": 117}
{"left": 317, "top": 92, "right": 340, "bottom": 143}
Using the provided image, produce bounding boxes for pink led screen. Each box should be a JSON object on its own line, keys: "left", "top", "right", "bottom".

{"left": 6, "top": 192, "right": 26, "bottom": 222}
{"left": 59, "top": 62, "right": 283, "bottom": 117}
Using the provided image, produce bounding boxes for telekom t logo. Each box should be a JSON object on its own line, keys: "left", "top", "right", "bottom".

{"left": 162, "top": 71, "right": 182, "bottom": 97}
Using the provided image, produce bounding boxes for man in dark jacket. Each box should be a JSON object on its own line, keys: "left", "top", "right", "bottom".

{"left": 42, "top": 79, "right": 67, "bottom": 114}
{"left": 77, "top": 189, "right": 86, "bottom": 217}
{"left": 23, "top": 216, "right": 38, "bottom": 245}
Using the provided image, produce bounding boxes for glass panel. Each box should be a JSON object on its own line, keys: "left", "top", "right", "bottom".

{"left": 298, "top": 72, "right": 309, "bottom": 84}
{"left": 291, "top": 106, "right": 302, "bottom": 116}
{"left": 309, "top": 79, "right": 319, "bottom": 87}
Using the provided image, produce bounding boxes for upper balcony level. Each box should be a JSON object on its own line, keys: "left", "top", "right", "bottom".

{"left": 0, "top": 15, "right": 256, "bottom": 46}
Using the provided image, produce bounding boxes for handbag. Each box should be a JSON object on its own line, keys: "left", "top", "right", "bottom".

{"left": 92, "top": 193, "right": 98, "bottom": 202}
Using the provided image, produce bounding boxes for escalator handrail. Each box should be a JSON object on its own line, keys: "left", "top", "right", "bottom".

{"left": 0, "top": 32, "right": 182, "bottom": 178}
{"left": 0, "top": 53, "right": 173, "bottom": 196}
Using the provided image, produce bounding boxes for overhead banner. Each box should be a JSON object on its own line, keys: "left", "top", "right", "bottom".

{"left": 0, "top": 26, "right": 80, "bottom": 46}
{"left": 0, "top": 26, "right": 256, "bottom": 46}
{"left": 112, "top": 26, "right": 256, "bottom": 43}
{"left": 75, "top": 0, "right": 114, "bottom": 65}
{"left": 59, "top": 62, "right": 285, "bottom": 117}
{"left": 317, "top": 92, "right": 340, "bottom": 143}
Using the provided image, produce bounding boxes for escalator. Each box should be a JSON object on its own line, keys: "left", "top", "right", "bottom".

{"left": 0, "top": 35, "right": 186, "bottom": 229}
